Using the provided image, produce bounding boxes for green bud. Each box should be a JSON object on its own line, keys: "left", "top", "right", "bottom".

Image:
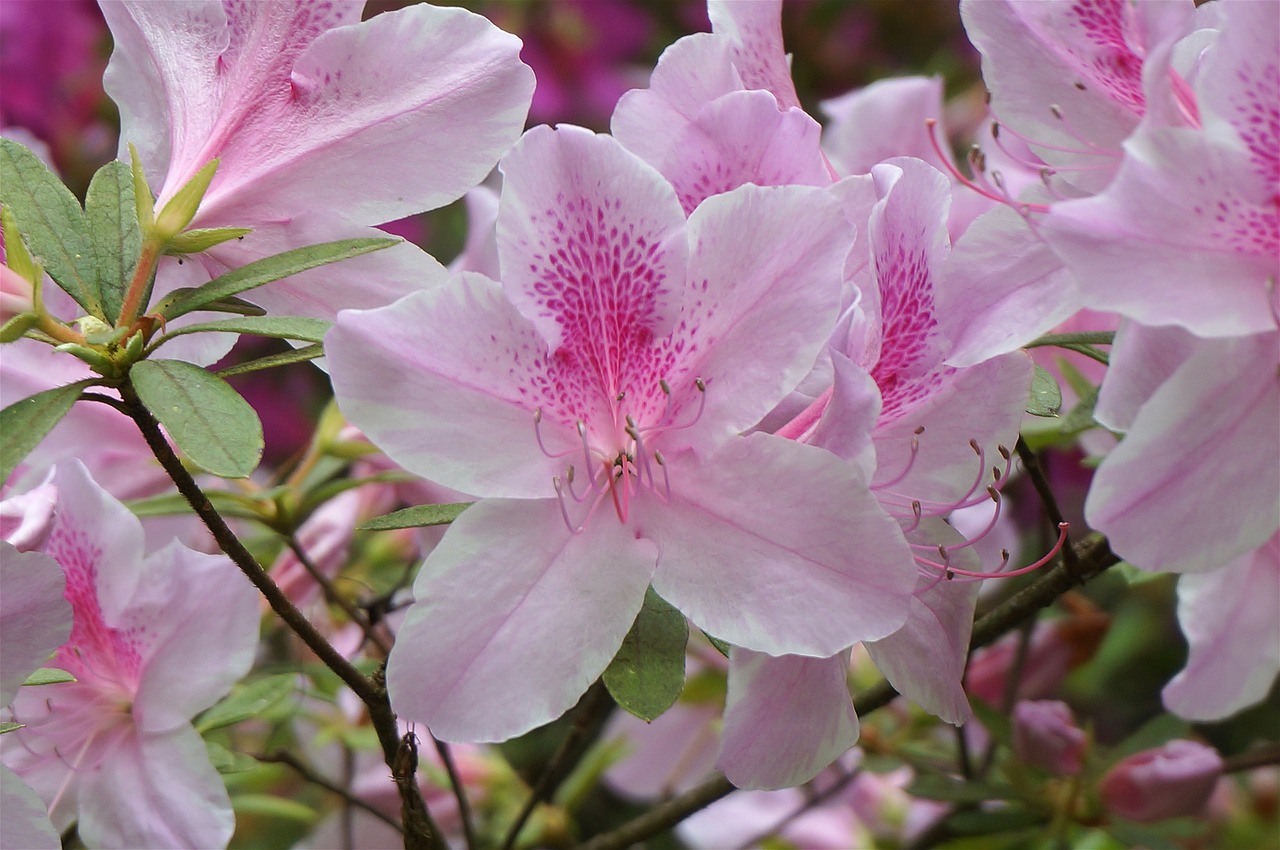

{"left": 153, "top": 159, "right": 219, "bottom": 242}
{"left": 129, "top": 143, "right": 155, "bottom": 230}
{"left": 165, "top": 226, "right": 253, "bottom": 255}
{"left": 55, "top": 342, "right": 118, "bottom": 376}
{"left": 0, "top": 207, "right": 39, "bottom": 283}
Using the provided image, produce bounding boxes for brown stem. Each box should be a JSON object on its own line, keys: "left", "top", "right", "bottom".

{"left": 1222, "top": 743, "right": 1280, "bottom": 774}
{"left": 256, "top": 749, "right": 403, "bottom": 834}
{"left": 116, "top": 240, "right": 161, "bottom": 327}
{"left": 433, "top": 738, "right": 478, "bottom": 850}
{"left": 1014, "top": 437, "right": 1078, "bottom": 573}
{"left": 575, "top": 774, "right": 737, "bottom": 850}
{"left": 502, "top": 682, "right": 614, "bottom": 850}
{"left": 284, "top": 535, "right": 392, "bottom": 656}
{"left": 116, "top": 384, "right": 443, "bottom": 850}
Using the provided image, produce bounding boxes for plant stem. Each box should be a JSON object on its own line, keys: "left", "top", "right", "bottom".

{"left": 257, "top": 749, "right": 403, "bottom": 834}
{"left": 117, "top": 383, "right": 444, "bottom": 850}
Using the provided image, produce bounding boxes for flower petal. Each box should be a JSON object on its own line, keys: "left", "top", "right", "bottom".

{"left": 0, "top": 767, "right": 59, "bottom": 850}
{"left": 707, "top": 0, "right": 801, "bottom": 110}
{"left": 387, "top": 498, "right": 657, "bottom": 742}
{"left": 1163, "top": 534, "right": 1280, "bottom": 721}
{"left": 647, "top": 433, "right": 915, "bottom": 657}
{"left": 0, "top": 543, "right": 71, "bottom": 706}
{"left": 719, "top": 649, "right": 858, "bottom": 790}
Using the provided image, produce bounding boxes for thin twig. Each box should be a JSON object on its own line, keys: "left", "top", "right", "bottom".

{"left": 734, "top": 766, "right": 862, "bottom": 850}
{"left": 285, "top": 535, "right": 392, "bottom": 655}
{"left": 257, "top": 749, "right": 403, "bottom": 834}
{"left": 1014, "top": 437, "right": 1078, "bottom": 573}
{"left": 115, "top": 385, "right": 444, "bottom": 850}
{"left": 433, "top": 737, "right": 478, "bottom": 850}
{"left": 576, "top": 774, "right": 737, "bottom": 850}
{"left": 502, "top": 682, "right": 614, "bottom": 850}
{"left": 1222, "top": 743, "right": 1280, "bottom": 774}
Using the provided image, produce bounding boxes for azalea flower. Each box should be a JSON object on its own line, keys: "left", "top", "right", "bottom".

{"left": 326, "top": 124, "right": 916, "bottom": 743}
{"left": 99, "top": 0, "right": 534, "bottom": 322}
{"left": 1, "top": 462, "right": 259, "bottom": 849}
{"left": 0, "top": 541, "right": 72, "bottom": 850}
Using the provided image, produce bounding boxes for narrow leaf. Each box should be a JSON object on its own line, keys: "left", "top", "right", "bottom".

{"left": 84, "top": 159, "right": 142, "bottom": 321}
{"left": 195, "top": 673, "right": 297, "bottom": 733}
{"left": 166, "top": 226, "right": 252, "bottom": 254}
{"left": 0, "top": 138, "right": 101, "bottom": 316}
{"left": 131, "top": 359, "right": 263, "bottom": 478}
{"left": 357, "top": 502, "right": 472, "bottom": 531}
{"left": 156, "top": 316, "right": 332, "bottom": 346}
{"left": 215, "top": 343, "right": 324, "bottom": 377}
{"left": 1062, "top": 386, "right": 1101, "bottom": 435}
{"left": 906, "top": 775, "right": 1022, "bottom": 804}
{"left": 126, "top": 490, "right": 267, "bottom": 521}
{"left": 1026, "top": 364, "right": 1062, "bottom": 417}
{"left": 23, "top": 667, "right": 76, "bottom": 686}
{"left": 0, "top": 313, "right": 39, "bottom": 343}
{"left": 159, "top": 238, "right": 399, "bottom": 320}
{"left": 205, "top": 741, "right": 260, "bottom": 775}
{"left": 603, "top": 586, "right": 688, "bottom": 722}
{"left": 0, "top": 721, "right": 23, "bottom": 735}
{"left": 1, "top": 380, "right": 92, "bottom": 484}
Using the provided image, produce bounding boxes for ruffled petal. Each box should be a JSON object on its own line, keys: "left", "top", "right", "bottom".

{"left": 719, "top": 649, "right": 858, "bottom": 790}
{"left": 1163, "top": 534, "right": 1280, "bottom": 721}
{"left": 707, "top": 0, "right": 801, "bottom": 110}
{"left": 387, "top": 498, "right": 657, "bottom": 742}
{"left": 647, "top": 433, "right": 914, "bottom": 657}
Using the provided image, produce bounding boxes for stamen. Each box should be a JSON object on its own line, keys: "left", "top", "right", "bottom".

{"left": 642, "top": 377, "right": 707, "bottom": 436}
{"left": 553, "top": 476, "right": 583, "bottom": 534}
{"left": 533, "top": 409, "right": 576, "bottom": 459}
{"left": 928, "top": 119, "right": 1050, "bottom": 213}
{"left": 915, "top": 523, "right": 1069, "bottom": 582}
{"left": 875, "top": 426, "right": 925, "bottom": 490}
{"left": 653, "top": 451, "right": 672, "bottom": 501}
{"left": 625, "top": 415, "right": 656, "bottom": 489}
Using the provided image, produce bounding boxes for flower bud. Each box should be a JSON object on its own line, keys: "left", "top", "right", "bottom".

{"left": 1099, "top": 739, "right": 1223, "bottom": 823}
{"left": 1011, "top": 700, "right": 1086, "bottom": 775}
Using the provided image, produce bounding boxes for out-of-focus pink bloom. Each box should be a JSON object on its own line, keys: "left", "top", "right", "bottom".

{"left": 0, "top": 263, "right": 33, "bottom": 322}
{"left": 0, "top": 477, "right": 56, "bottom": 551}
{"left": 1099, "top": 739, "right": 1223, "bottom": 823}
{"left": 327, "top": 125, "right": 914, "bottom": 745}
{"left": 679, "top": 785, "right": 866, "bottom": 850}
{"left": 1, "top": 462, "right": 259, "bottom": 849}
{"left": 99, "top": 0, "right": 533, "bottom": 324}
{"left": 1163, "top": 533, "right": 1280, "bottom": 721}
{"left": 1012, "top": 700, "right": 1087, "bottom": 775}
{"left": 0, "top": 540, "right": 71, "bottom": 850}
{"left": 966, "top": 600, "right": 1109, "bottom": 705}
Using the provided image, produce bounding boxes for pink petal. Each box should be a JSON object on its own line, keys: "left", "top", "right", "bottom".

{"left": 0, "top": 767, "right": 59, "bottom": 850}
{"left": 128, "top": 542, "right": 259, "bottom": 733}
{"left": 821, "top": 76, "right": 950, "bottom": 176}
{"left": 719, "top": 649, "right": 858, "bottom": 790}
{"left": 0, "top": 542, "right": 71, "bottom": 705}
{"left": 653, "top": 90, "right": 829, "bottom": 215}
{"left": 105, "top": 1, "right": 533, "bottom": 225}
{"left": 1085, "top": 331, "right": 1280, "bottom": 573}
{"left": 806, "top": 352, "right": 882, "bottom": 477}
{"left": 670, "top": 183, "right": 852, "bottom": 454}
{"left": 327, "top": 274, "right": 579, "bottom": 499}
{"left": 865, "top": 520, "right": 980, "bottom": 725}
{"left": 497, "top": 125, "right": 688, "bottom": 352}
{"left": 1163, "top": 534, "right": 1280, "bottom": 721}
{"left": 646, "top": 433, "right": 915, "bottom": 657}
{"left": 76, "top": 725, "right": 234, "bottom": 850}
{"left": 707, "top": 0, "right": 801, "bottom": 110}
{"left": 1092, "top": 321, "right": 1199, "bottom": 432}
{"left": 386, "top": 498, "right": 657, "bottom": 742}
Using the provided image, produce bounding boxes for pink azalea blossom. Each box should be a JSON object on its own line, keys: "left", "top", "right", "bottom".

{"left": 1012, "top": 700, "right": 1087, "bottom": 776}
{"left": 0, "top": 542, "right": 72, "bottom": 850}
{"left": 1040, "top": 0, "right": 1278, "bottom": 338}
{"left": 1, "top": 462, "right": 259, "bottom": 849}
{"left": 326, "top": 124, "right": 915, "bottom": 744}
{"left": 99, "top": 0, "right": 534, "bottom": 321}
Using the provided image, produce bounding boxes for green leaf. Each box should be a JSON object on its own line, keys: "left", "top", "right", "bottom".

{"left": 230, "top": 793, "right": 317, "bottom": 824}
{"left": 1026, "top": 330, "right": 1116, "bottom": 348}
{"left": 154, "top": 159, "right": 218, "bottom": 240}
{"left": 703, "top": 631, "right": 731, "bottom": 658}
{"left": 1, "top": 380, "right": 92, "bottom": 484}
{"left": 155, "top": 316, "right": 332, "bottom": 347}
{"left": 131, "top": 359, "right": 263, "bottom": 478}
{"left": 357, "top": 502, "right": 472, "bottom": 531}
{"left": 195, "top": 674, "right": 297, "bottom": 733}
{"left": 945, "top": 807, "right": 1044, "bottom": 835}
{"left": 215, "top": 343, "right": 324, "bottom": 377}
{"left": 0, "top": 721, "right": 23, "bottom": 734}
{"left": 126, "top": 490, "right": 267, "bottom": 521}
{"left": 23, "top": 667, "right": 76, "bottom": 686}
{"left": 205, "top": 740, "right": 260, "bottom": 775}
{"left": 165, "top": 226, "right": 252, "bottom": 254}
{"left": 1062, "top": 385, "right": 1101, "bottom": 435}
{"left": 603, "top": 586, "right": 688, "bottom": 722}
{"left": 0, "top": 138, "right": 101, "bottom": 316}
{"left": 1026, "top": 364, "right": 1062, "bottom": 417}
{"left": 1104, "top": 820, "right": 1182, "bottom": 850}
{"left": 158, "top": 237, "right": 399, "bottom": 320}
{"left": 0, "top": 313, "right": 39, "bottom": 343}
{"left": 906, "top": 774, "right": 1022, "bottom": 804}
{"left": 84, "top": 159, "right": 142, "bottom": 321}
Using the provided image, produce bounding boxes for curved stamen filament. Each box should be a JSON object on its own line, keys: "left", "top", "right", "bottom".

{"left": 643, "top": 377, "right": 706, "bottom": 437}
{"left": 875, "top": 426, "right": 925, "bottom": 490}
{"left": 533, "top": 409, "right": 577, "bottom": 459}
{"left": 928, "top": 120, "right": 1051, "bottom": 214}
{"left": 916, "top": 522, "right": 1069, "bottom": 582}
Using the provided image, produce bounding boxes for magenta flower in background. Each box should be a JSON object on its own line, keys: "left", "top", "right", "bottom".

{"left": 1012, "top": 700, "right": 1087, "bottom": 776}
{"left": 98, "top": 0, "right": 534, "bottom": 321}
{"left": 1099, "top": 739, "right": 1223, "bottom": 823}
{"left": 1, "top": 462, "right": 259, "bottom": 849}
{"left": 327, "top": 124, "right": 915, "bottom": 744}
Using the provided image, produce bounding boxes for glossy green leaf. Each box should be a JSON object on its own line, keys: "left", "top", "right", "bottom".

{"left": 23, "top": 667, "right": 76, "bottom": 686}
{"left": 155, "top": 316, "right": 332, "bottom": 347}
{"left": 215, "top": 343, "right": 324, "bottom": 378}
{"left": 1, "top": 379, "right": 92, "bottom": 484}
{"left": 603, "top": 586, "right": 688, "bottom": 722}
{"left": 158, "top": 237, "right": 399, "bottom": 320}
{"left": 1026, "top": 364, "right": 1062, "bottom": 417}
{"left": 131, "top": 359, "right": 263, "bottom": 478}
{"left": 357, "top": 502, "right": 472, "bottom": 531}
{"left": 195, "top": 674, "right": 297, "bottom": 733}
{"left": 0, "top": 138, "right": 101, "bottom": 316}
{"left": 84, "top": 159, "right": 142, "bottom": 321}
{"left": 0, "top": 721, "right": 22, "bottom": 735}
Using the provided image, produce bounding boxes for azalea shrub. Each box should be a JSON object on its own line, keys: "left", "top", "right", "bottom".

{"left": 0, "top": 1, "right": 1277, "bottom": 849}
